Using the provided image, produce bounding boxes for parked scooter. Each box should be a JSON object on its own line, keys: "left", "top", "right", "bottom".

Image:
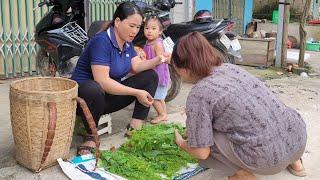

{"left": 34, "top": 0, "right": 87, "bottom": 77}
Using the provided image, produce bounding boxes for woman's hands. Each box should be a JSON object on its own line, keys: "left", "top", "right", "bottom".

{"left": 175, "top": 129, "right": 211, "bottom": 160}
{"left": 134, "top": 46, "right": 147, "bottom": 61}
{"left": 135, "top": 89, "right": 154, "bottom": 107}
{"left": 138, "top": 51, "right": 147, "bottom": 61}
{"left": 159, "top": 52, "right": 172, "bottom": 64}
{"left": 175, "top": 129, "right": 186, "bottom": 148}
{"left": 131, "top": 43, "right": 172, "bottom": 73}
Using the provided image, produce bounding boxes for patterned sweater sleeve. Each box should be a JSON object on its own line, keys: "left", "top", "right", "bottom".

{"left": 186, "top": 87, "right": 215, "bottom": 148}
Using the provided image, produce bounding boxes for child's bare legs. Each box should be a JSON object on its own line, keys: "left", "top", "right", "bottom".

{"left": 151, "top": 99, "right": 167, "bottom": 124}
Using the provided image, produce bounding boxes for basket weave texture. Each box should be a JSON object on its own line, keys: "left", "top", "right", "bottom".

{"left": 9, "top": 77, "right": 78, "bottom": 171}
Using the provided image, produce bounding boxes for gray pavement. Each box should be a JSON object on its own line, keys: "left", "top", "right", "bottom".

{"left": 1, "top": 50, "right": 320, "bottom": 179}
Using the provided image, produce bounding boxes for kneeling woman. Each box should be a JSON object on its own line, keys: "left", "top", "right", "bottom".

{"left": 173, "top": 32, "right": 307, "bottom": 179}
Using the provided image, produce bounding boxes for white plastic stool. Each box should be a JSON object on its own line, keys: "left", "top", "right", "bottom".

{"left": 97, "top": 114, "right": 112, "bottom": 135}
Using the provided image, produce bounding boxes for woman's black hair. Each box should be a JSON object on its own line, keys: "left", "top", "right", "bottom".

{"left": 99, "top": 1, "right": 143, "bottom": 32}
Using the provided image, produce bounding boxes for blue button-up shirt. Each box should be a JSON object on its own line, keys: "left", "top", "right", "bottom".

{"left": 71, "top": 27, "right": 137, "bottom": 84}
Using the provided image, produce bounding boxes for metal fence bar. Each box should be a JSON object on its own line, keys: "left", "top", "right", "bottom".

{"left": 35, "top": 1, "right": 41, "bottom": 74}
{"left": 95, "top": 1, "right": 99, "bottom": 22}
{"left": 99, "top": 0, "right": 103, "bottom": 21}
{"left": 108, "top": 0, "right": 114, "bottom": 21}
{"left": 33, "top": 0, "right": 39, "bottom": 56}
{"left": 9, "top": 0, "right": 17, "bottom": 77}
{"left": 103, "top": 0, "right": 107, "bottom": 20}
{"left": 17, "top": 0, "right": 24, "bottom": 76}
{"left": 90, "top": 0, "right": 94, "bottom": 22}
{"left": 1, "top": 0, "right": 8, "bottom": 78}
{"left": 25, "top": 0, "right": 33, "bottom": 76}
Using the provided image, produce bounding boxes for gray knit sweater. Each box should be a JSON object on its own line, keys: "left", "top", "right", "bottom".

{"left": 186, "top": 63, "right": 307, "bottom": 168}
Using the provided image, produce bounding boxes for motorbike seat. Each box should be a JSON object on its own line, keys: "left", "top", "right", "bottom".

{"left": 164, "top": 20, "right": 224, "bottom": 42}
{"left": 52, "top": 15, "right": 64, "bottom": 25}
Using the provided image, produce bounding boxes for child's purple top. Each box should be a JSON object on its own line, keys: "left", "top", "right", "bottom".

{"left": 143, "top": 38, "right": 171, "bottom": 86}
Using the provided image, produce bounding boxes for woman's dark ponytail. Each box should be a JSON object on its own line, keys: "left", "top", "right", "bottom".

{"left": 99, "top": 21, "right": 114, "bottom": 33}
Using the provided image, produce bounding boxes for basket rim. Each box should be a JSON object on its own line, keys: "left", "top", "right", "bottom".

{"left": 10, "top": 77, "right": 78, "bottom": 94}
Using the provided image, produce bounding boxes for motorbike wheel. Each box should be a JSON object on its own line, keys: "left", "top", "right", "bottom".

{"left": 209, "top": 40, "right": 236, "bottom": 64}
{"left": 36, "top": 49, "right": 56, "bottom": 76}
{"left": 222, "top": 53, "right": 235, "bottom": 64}
{"left": 57, "top": 56, "right": 79, "bottom": 78}
{"left": 165, "top": 64, "right": 182, "bottom": 102}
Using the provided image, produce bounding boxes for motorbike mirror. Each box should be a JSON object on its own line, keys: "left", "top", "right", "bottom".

{"left": 132, "top": 1, "right": 148, "bottom": 11}
{"left": 34, "top": 0, "right": 53, "bottom": 10}
{"left": 171, "top": 1, "right": 183, "bottom": 8}
{"left": 152, "top": 0, "right": 181, "bottom": 11}
{"left": 33, "top": 0, "right": 47, "bottom": 10}
{"left": 38, "top": 1, "right": 47, "bottom": 7}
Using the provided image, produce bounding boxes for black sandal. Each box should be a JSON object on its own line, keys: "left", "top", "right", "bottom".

{"left": 124, "top": 124, "right": 135, "bottom": 138}
{"left": 76, "top": 135, "right": 96, "bottom": 156}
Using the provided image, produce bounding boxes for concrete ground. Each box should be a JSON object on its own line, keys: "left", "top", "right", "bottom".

{"left": 0, "top": 49, "right": 319, "bottom": 180}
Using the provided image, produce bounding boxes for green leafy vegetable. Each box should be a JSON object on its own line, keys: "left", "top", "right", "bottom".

{"left": 99, "top": 123, "right": 196, "bottom": 179}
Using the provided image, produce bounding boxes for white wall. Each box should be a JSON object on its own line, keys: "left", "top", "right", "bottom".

{"left": 171, "top": 0, "right": 194, "bottom": 23}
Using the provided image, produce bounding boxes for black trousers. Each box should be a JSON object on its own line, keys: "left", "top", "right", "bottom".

{"left": 76, "top": 70, "right": 158, "bottom": 134}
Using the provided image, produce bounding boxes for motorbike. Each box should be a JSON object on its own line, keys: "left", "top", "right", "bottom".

{"left": 34, "top": 0, "right": 87, "bottom": 77}
{"left": 34, "top": 0, "right": 242, "bottom": 102}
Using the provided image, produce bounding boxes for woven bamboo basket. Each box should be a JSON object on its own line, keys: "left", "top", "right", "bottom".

{"left": 10, "top": 77, "right": 78, "bottom": 172}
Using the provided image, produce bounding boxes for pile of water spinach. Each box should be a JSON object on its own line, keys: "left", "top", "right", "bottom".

{"left": 99, "top": 123, "right": 196, "bottom": 179}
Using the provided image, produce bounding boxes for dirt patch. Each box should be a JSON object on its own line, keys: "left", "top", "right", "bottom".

{"left": 241, "top": 65, "right": 295, "bottom": 80}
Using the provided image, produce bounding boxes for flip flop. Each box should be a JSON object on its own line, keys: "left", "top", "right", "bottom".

{"left": 287, "top": 158, "right": 307, "bottom": 177}
{"left": 77, "top": 135, "right": 96, "bottom": 156}
{"left": 77, "top": 145, "right": 95, "bottom": 156}
{"left": 150, "top": 118, "right": 167, "bottom": 124}
{"left": 124, "top": 124, "right": 135, "bottom": 138}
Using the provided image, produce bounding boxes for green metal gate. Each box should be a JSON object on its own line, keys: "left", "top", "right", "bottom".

{"left": 213, "top": 0, "right": 245, "bottom": 35}
{"left": 0, "top": 0, "right": 51, "bottom": 79}
{"left": 84, "top": 0, "right": 153, "bottom": 28}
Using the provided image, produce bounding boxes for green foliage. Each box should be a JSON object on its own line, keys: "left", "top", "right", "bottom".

{"left": 99, "top": 123, "right": 196, "bottom": 180}
{"left": 99, "top": 151, "right": 162, "bottom": 180}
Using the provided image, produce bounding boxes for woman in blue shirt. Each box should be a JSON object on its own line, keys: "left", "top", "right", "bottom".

{"left": 71, "top": 2, "right": 169, "bottom": 155}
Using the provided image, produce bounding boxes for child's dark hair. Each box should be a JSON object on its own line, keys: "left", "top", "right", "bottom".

{"left": 99, "top": 2, "right": 143, "bottom": 32}
{"left": 144, "top": 15, "right": 163, "bottom": 30}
